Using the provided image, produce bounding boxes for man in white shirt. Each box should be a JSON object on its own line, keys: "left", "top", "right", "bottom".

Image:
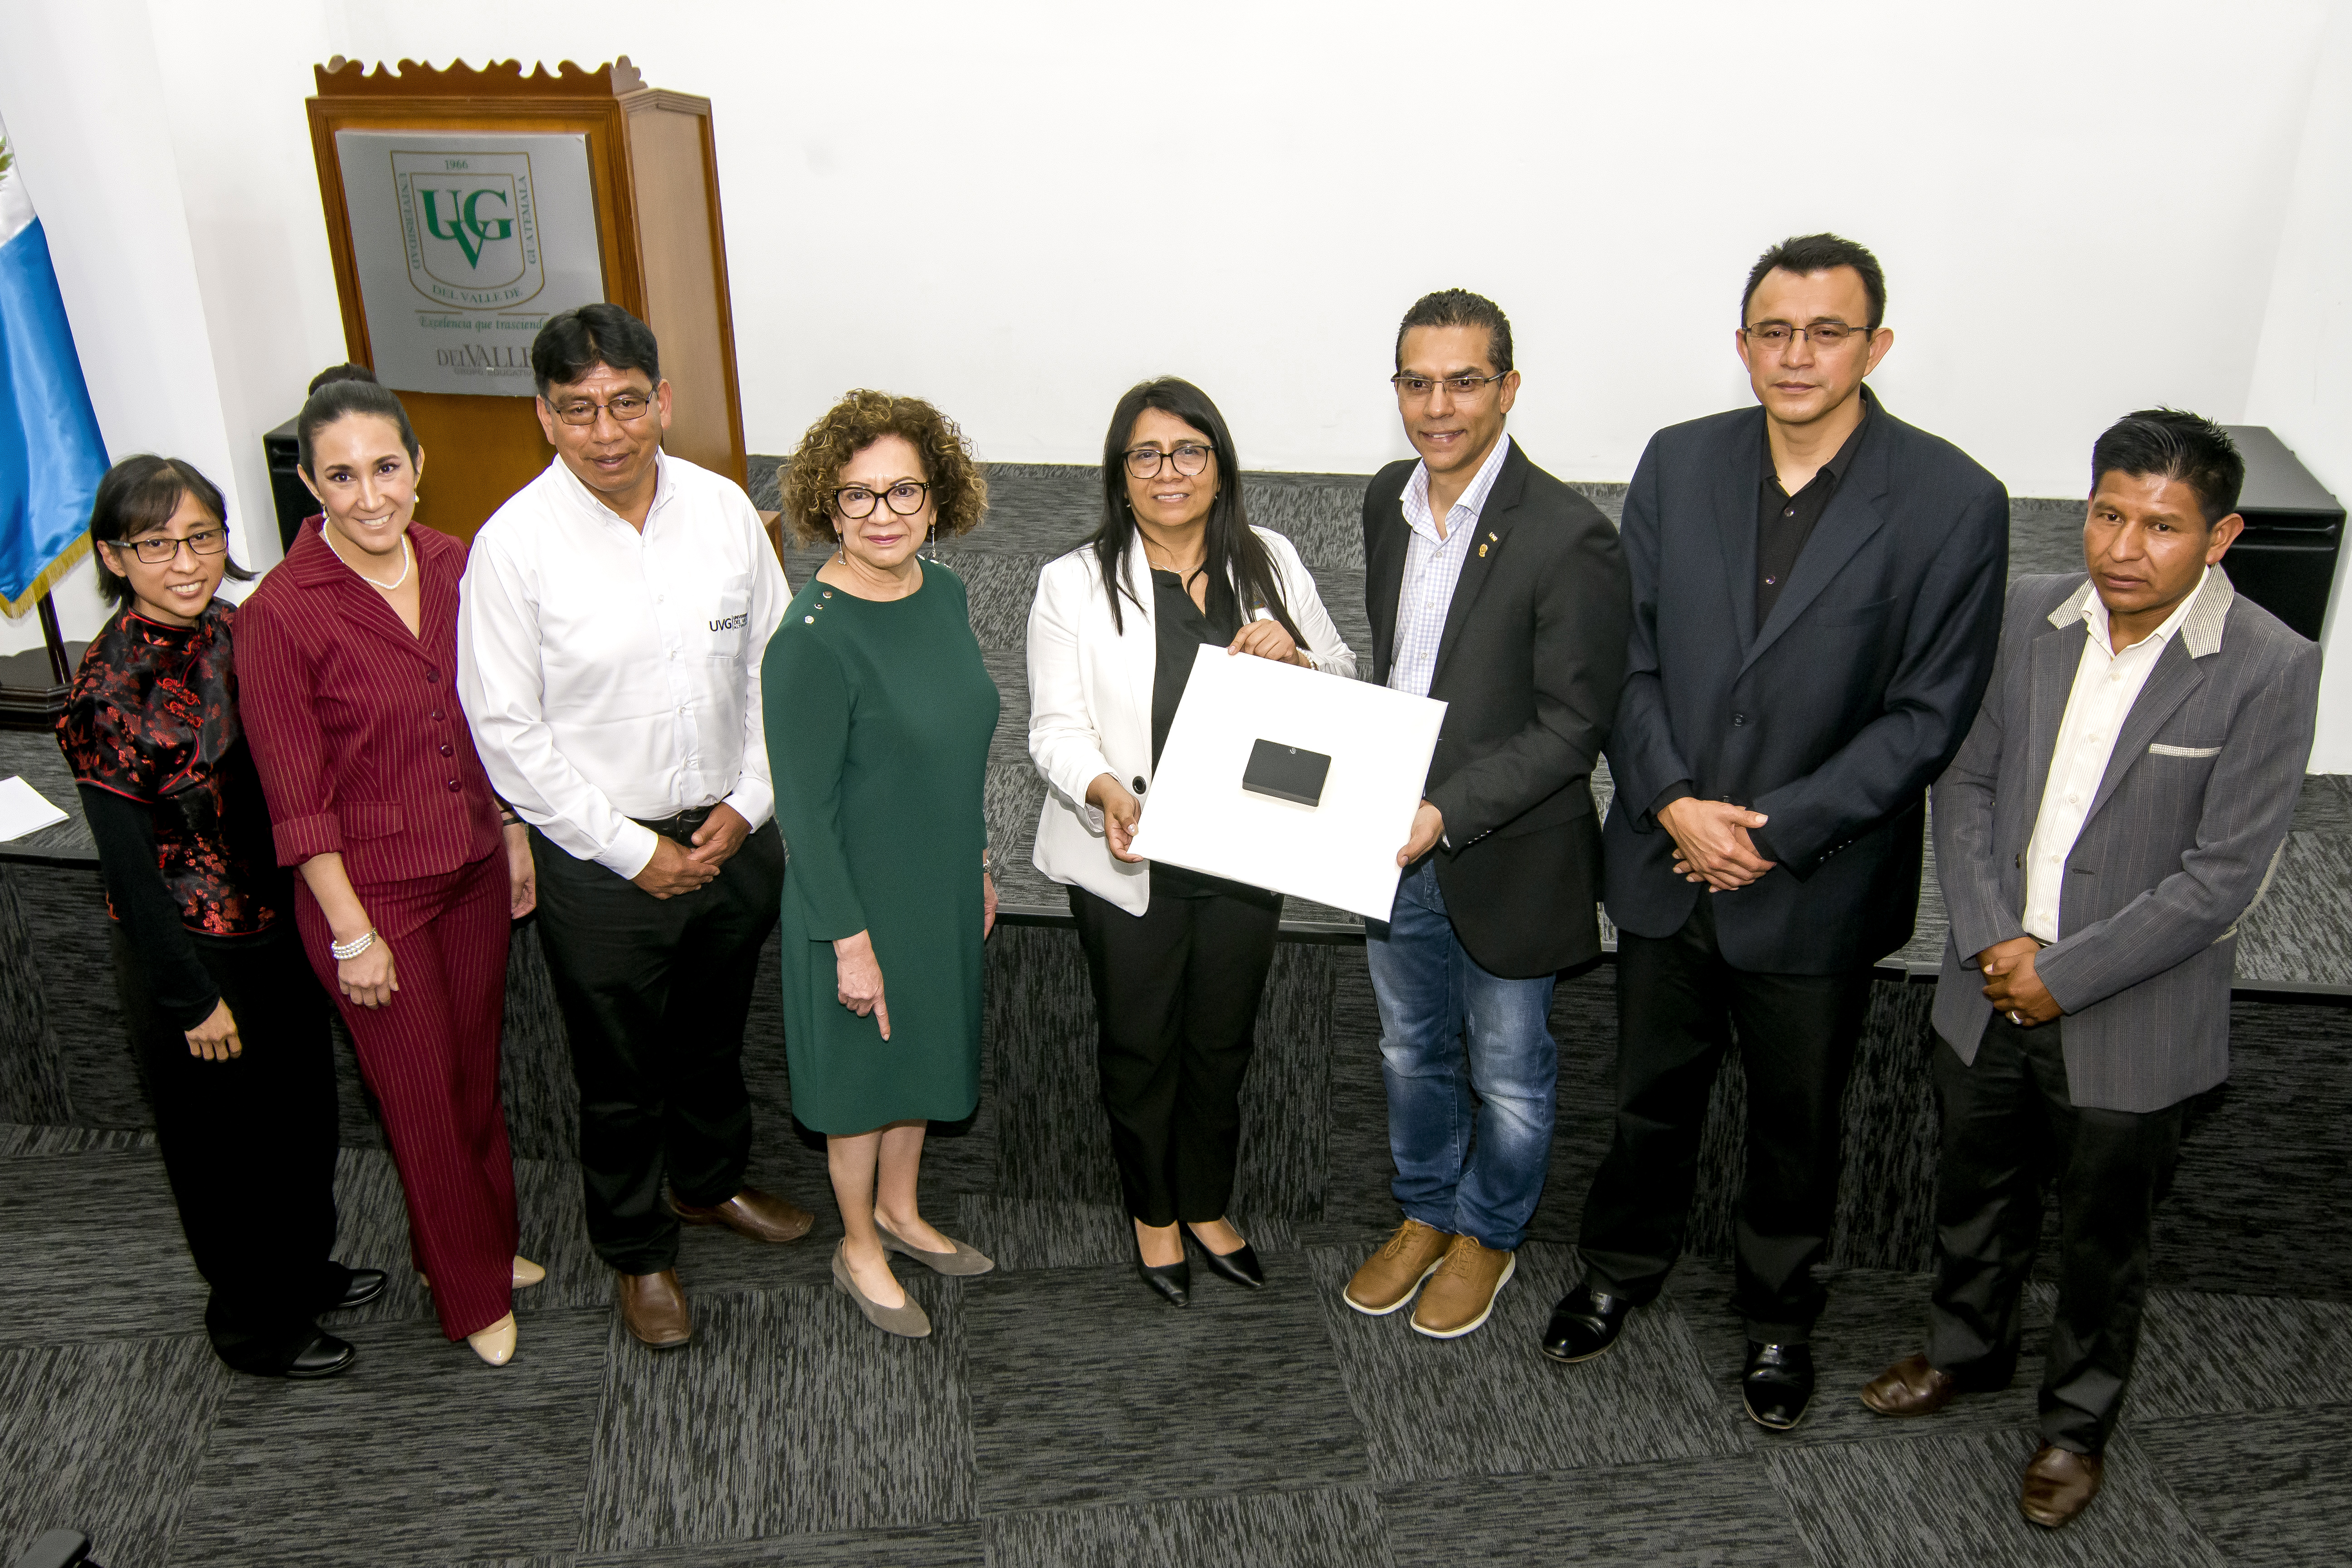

{"left": 459, "top": 304, "right": 803, "bottom": 1351}
{"left": 1859, "top": 411, "right": 2321, "bottom": 1529}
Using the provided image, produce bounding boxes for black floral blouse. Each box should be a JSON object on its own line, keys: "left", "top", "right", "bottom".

{"left": 58, "top": 605, "right": 283, "bottom": 1027}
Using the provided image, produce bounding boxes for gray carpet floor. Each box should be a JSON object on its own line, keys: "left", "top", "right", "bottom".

{"left": 2, "top": 464, "right": 2348, "bottom": 1566}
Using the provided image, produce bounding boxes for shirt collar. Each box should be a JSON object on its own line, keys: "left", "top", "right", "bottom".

{"left": 1404, "top": 430, "right": 1513, "bottom": 535}
{"left": 550, "top": 448, "right": 674, "bottom": 528}
{"left": 1759, "top": 390, "right": 1872, "bottom": 489}
{"left": 2079, "top": 564, "right": 2211, "bottom": 656}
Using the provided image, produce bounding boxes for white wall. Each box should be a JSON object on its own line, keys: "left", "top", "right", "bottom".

{"left": 0, "top": 0, "right": 2345, "bottom": 765}
{"left": 2245, "top": 0, "right": 2352, "bottom": 769}
{"left": 0, "top": 0, "right": 270, "bottom": 649}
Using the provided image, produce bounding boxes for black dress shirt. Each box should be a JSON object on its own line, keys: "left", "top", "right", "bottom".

{"left": 1756, "top": 408, "right": 1869, "bottom": 625}
{"left": 1147, "top": 567, "right": 1278, "bottom": 905}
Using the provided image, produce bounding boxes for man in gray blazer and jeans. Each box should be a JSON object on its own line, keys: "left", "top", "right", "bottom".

{"left": 1859, "top": 410, "right": 2321, "bottom": 1529}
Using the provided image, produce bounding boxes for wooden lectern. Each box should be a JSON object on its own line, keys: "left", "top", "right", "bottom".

{"left": 305, "top": 57, "right": 746, "bottom": 545}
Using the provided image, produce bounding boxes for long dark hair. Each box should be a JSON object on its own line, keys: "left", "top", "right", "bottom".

{"left": 295, "top": 364, "right": 420, "bottom": 476}
{"left": 1091, "top": 377, "right": 1300, "bottom": 640}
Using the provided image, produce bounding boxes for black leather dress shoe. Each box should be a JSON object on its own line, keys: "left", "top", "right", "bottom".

{"left": 1136, "top": 1245, "right": 1191, "bottom": 1307}
{"left": 1742, "top": 1340, "right": 1815, "bottom": 1430}
{"left": 1190, "top": 1234, "right": 1265, "bottom": 1289}
{"left": 283, "top": 1330, "right": 358, "bottom": 1380}
{"left": 1539, "top": 1283, "right": 1633, "bottom": 1363}
{"left": 334, "top": 1268, "right": 388, "bottom": 1310}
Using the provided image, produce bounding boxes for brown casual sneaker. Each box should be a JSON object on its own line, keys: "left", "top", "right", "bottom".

{"left": 2020, "top": 1442, "right": 2103, "bottom": 1528}
{"left": 1860, "top": 1353, "right": 1961, "bottom": 1418}
{"left": 1410, "top": 1233, "right": 1517, "bottom": 1339}
{"left": 1343, "top": 1218, "right": 1454, "bottom": 1316}
{"left": 672, "top": 1185, "right": 815, "bottom": 1244}
{"left": 617, "top": 1268, "right": 692, "bottom": 1350}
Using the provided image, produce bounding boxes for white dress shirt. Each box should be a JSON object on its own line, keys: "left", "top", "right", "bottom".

{"left": 2021, "top": 568, "right": 2211, "bottom": 941}
{"left": 1388, "top": 432, "right": 1511, "bottom": 699}
{"left": 458, "top": 452, "right": 789, "bottom": 880}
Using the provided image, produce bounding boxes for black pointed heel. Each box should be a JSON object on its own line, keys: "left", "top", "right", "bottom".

{"left": 1137, "top": 1256, "right": 1191, "bottom": 1306}
{"left": 1188, "top": 1230, "right": 1265, "bottom": 1289}
{"left": 1133, "top": 1231, "right": 1191, "bottom": 1306}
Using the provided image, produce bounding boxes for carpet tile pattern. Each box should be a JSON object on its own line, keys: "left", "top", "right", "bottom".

{"left": 4, "top": 461, "right": 2348, "bottom": 1565}
{"left": 1378, "top": 1455, "right": 1816, "bottom": 1568}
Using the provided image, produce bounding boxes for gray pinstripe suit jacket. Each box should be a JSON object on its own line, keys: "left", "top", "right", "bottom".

{"left": 1931, "top": 568, "right": 2321, "bottom": 1112}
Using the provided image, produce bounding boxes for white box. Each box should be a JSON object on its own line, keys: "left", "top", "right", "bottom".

{"left": 1127, "top": 646, "right": 1444, "bottom": 921}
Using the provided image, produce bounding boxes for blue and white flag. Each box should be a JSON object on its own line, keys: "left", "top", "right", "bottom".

{"left": 0, "top": 113, "right": 107, "bottom": 615}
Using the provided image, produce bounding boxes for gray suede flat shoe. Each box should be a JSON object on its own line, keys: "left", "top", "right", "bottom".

{"left": 832, "top": 1241, "right": 932, "bottom": 1338}
{"left": 875, "top": 1217, "right": 997, "bottom": 1276}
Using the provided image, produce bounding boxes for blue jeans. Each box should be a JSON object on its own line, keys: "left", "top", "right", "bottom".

{"left": 1364, "top": 860, "right": 1558, "bottom": 1251}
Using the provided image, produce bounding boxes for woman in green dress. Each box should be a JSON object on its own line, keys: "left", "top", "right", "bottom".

{"left": 766, "top": 390, "right": 1001, "bottom": 1339}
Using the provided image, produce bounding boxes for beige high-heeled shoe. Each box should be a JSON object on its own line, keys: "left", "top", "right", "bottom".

{"left": 420, "top": 1255, "right": 545, "bottom": 1291}
{"left": 467, "top": 1312, "right": 517, "bottom": 1366}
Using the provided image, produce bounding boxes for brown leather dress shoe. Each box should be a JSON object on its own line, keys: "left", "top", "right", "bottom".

{"left": 617, "top": 1268, "right": 693, "bottom": 1350}
{"left": 1860, "top": 1353, "right": 1960, "bottom": 1417}
{"left": 2020, "top": 1442, "right": 2103, "bottom": 1528}
{"left": 672, "top": 1185, "right": 815, "bottom": 1244}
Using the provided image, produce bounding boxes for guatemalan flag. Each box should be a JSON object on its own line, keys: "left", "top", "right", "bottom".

{"left": 0, "top": 113, "right": 108, "bottom": 615}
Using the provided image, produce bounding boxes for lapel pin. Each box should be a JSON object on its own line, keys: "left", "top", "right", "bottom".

{"left": 1478, "top": 543, "right": 1488, "bottom": 557}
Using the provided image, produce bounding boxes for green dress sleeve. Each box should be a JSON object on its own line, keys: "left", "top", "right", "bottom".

{"left": 762, "top": 619, "right": 870, "bottom": 939}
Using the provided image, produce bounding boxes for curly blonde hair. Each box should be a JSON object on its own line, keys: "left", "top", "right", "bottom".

{"left": 781, "top": 390, "right": 987, "bottom": 546}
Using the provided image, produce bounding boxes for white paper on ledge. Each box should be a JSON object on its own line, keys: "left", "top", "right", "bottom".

{"left": 1127, "top": 645, "right": 1445, "bottom": 921}
{"left": 0, "top": 776, "right": 68, "bottom": 842}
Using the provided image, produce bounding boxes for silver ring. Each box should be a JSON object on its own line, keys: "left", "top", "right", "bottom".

{"left": 2008, "top": 1011, "right": 2023, "bottom": 1024}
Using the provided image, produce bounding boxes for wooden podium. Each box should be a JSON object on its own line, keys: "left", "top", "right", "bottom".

{"left": 305, "top": 57, "right": 746, "bottom": 545}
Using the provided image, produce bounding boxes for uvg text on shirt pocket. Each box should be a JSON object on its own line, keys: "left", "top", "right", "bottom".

{"left": 698, "top": 573, "right": 754, "bottom": 661}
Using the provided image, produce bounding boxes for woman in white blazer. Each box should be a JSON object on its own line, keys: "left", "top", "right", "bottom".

{"left": 1027, "top": 377, "right": 1355, "bottom": 1306}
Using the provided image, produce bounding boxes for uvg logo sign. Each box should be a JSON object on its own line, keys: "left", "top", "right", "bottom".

{"left": 391, "top": 150, "right": 547, "bottom": 311}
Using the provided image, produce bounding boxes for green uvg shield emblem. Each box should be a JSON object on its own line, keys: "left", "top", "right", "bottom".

{"left": 391, "top": 150, "right": 546, "bottom": 309}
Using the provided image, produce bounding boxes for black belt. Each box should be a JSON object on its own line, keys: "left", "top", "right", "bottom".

{"left": 632, "top": 805, "right": 719, "bottom": 844}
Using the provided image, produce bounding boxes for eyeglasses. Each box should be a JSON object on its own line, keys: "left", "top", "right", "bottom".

{"left": 1391, "top": 372, "right": 1508, "bottom": 400}
{"left": 122, "top": 528, "right": 229, "bottom": 564}
{"left": 833, "top": 480, "right": 932, "bottom": 519}
{"left": 1124, "top": 444, "right": 1214, "bottom": 479}
{"left": 1741, "top": 322, "right": 1872, "bottom": 350}
{"left": 547, "top": 391, "right": 654, "bottom": 426}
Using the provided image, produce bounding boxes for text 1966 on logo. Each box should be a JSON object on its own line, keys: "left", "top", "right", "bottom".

{"left": 391, "top": 150, "right": 546, "bottom": 312}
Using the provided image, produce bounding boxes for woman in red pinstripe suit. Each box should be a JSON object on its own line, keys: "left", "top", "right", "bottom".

{"left": 239, "top": 365, "right": 542, "bottom": 1366}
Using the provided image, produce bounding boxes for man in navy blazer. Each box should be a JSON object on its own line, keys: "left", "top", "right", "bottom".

{"left": 1859, "top": 413, "right": 2319, "bottom": 1529}
{"left": 1540, "top": 234, "right": 2009, "bottom": 1432}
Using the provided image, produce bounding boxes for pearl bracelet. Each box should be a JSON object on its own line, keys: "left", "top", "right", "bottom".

{"left": 331, "top": 929, "right": 377, "bottom": 961}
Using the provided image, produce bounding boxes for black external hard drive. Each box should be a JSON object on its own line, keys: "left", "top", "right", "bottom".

{"left": 1241, "top": 739, "right": 1331, "bottom": 808}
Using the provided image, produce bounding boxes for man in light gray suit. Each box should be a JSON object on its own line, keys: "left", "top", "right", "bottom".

{"left": 1856, "top": 410, "right": 2321, "bottom": 1529}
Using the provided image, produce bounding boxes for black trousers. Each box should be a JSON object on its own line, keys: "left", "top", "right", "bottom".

{"left": 111, "top": 922, "right": 350, "bottom": 1373}
{"left": 1069, "top": 884, "right": 1279, "bottom": 1227}
{"left": 531, "top": 820, "right": 783, "bottom": 1274}
{"left": 1926, "top": 1012, "right": 2184, "bottom": 1455}
{"left": 1577, "top": 894, "right": 1874, "bottom": 1341}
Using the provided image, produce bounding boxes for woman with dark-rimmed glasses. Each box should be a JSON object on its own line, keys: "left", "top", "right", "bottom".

{"left": 1027, "top": 376, "right": 1356, "bottom": 1306}
{"left": 765, "top": 389, "right": 1001, "bottom": 1340}
{"left": 59, "top": 454, "right": 385, "bottom": 1379}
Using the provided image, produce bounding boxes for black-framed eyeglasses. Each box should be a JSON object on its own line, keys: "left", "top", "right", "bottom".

{"left": 122, "top": 528, "right": 229, "bottom": 564}
{"left": 833, "top": 480, "right": 932, "bottom": 519}
{"left": 547, "top": 391, "right": 655, "bottom": 426}
{"left": 1391, "top": 372, "right": 1508, "bottom": 399}
{"left": 1741, "top": 322, "right": 1872, "bottom": 349}
{"left": 1123, "top": 444, "right": 1214, "bottom": 479}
